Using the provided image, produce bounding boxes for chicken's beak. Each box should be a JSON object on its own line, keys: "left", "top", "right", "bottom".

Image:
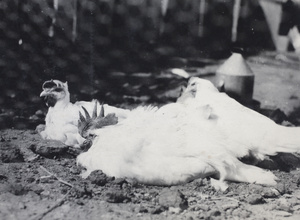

{"left": 40, "top": 88, "right": 57, "bottom": 107}
{"left": 40, "top": 89, "right": 51, "bottom": 97}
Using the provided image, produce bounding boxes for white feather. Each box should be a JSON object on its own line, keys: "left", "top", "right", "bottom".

{"left": 178, "top": 77, "right": 300, "bottom": 159}
{"left": 77, "top": 101, "right": 278, "bottom": 187}
{"left": 39, "top": 80, "right": 129, "bottom": 147}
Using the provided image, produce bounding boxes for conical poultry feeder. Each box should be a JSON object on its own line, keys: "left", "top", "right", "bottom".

{"left": 216, "top": 53, "right": 254, "bottom": 102}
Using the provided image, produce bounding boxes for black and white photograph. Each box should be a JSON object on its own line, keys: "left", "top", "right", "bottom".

{"left": 1, "top": 0, "right": 300, "bottom": 219}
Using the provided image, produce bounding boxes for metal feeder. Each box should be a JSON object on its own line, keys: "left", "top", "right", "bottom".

{"left": 216, "top": 53, "right": 254, "bottom": 102}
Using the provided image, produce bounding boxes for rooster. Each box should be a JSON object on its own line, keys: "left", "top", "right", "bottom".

{"left": 77, "top": 77, "right": 300, "bottom": 190}
{"left": 38, "top": 79, "right": 129, "bottom": 147}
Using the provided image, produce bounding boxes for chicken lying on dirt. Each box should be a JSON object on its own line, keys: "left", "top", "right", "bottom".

{"left": 38, "top": 79, "right": 129, "bottom": 148}
{"left": 177, "top": 77, "right": 300, "bottom": 160}
{"left": 77, "top": 77, "right": 300, "bottom": 190}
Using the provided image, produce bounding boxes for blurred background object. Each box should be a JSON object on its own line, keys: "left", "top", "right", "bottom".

{"left": 271, "top": 0, "right": 300, "bottom": 52}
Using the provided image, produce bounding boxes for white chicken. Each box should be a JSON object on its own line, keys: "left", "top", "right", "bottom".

{"left": 177, "top": 77, "right": 300, "bottom": 160}
{"left": 39, "top": 79, "right": 130, "bottom": 147}
{"left": 77, "top": 77, "right": 300, "bottom": 189}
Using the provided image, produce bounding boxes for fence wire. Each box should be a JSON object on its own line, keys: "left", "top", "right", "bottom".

{"left": 0, "top": 0, "right": 273, "bottom": 129}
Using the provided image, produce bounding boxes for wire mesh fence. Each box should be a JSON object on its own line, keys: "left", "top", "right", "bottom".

{"left": 0, "top": 0, "right": 273, "bottom": 129}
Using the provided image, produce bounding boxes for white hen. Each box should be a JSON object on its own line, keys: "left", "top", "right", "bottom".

{"left": 177, "top": 77, "right": 300, "bottom": 160}
{"left": 39, "top": 79, "right": 130, "bottom": 147}
{"left": 77, "top": 78, "right": 296, "bottom": 189}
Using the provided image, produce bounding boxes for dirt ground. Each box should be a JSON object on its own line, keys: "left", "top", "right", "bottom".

{"left": 1, "top": 51, "right": 300, "bottom": 220}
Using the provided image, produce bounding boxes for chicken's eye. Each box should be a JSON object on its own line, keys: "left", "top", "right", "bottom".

{"left": 190, "top": 82, "right": 196, "bottom": 86}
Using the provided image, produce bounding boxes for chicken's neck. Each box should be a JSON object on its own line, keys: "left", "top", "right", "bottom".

{"left": 51, "top": 95, "right": 71, "bottom": 110}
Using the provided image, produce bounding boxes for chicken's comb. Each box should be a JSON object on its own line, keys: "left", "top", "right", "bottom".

{"left": 42, "top": 79, "right": 65, "bottom": 90}
{"left": 42, "top": 79, "right": 55, "bottom": 89}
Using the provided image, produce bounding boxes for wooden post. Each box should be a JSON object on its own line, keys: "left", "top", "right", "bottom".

{"left": 198, "top": 0, "right": 206, "bottom": 37}
{"left": 49, "top": 0, "right": 59, "bottom": 37}
{"left": 72, "top": 0, "right": 77, "bottom": 42}
{"left": 160, "top": 0, "right": 169, "bottom": 35}
{"left": 232, "top": 0, "right": 241, "bottom": 42}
